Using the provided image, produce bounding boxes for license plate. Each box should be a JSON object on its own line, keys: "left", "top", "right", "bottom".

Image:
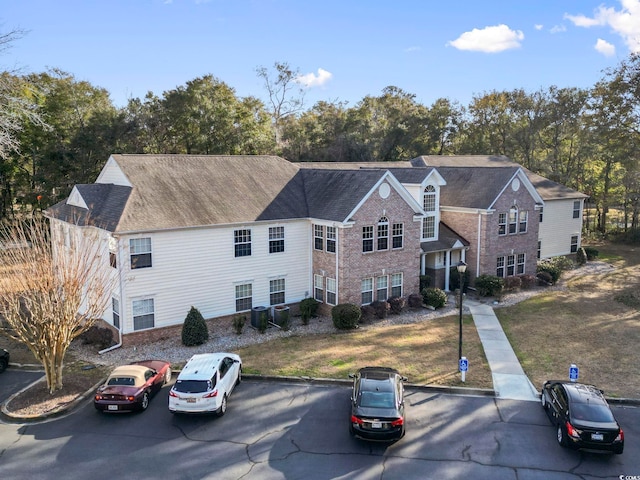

{"left": 371, "top": 421, "right": 382, "bottom": 429}
{"left": 591, "top": 433, "right": 603, "bottom": 441}
{"left": 108, "top": 405, "right": 118, "bottom": 411}
{"left": 186, "top": 398, "right": 197, "bottom": 403}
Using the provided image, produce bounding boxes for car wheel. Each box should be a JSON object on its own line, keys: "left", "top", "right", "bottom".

{"left": 0, "top": 358, "right": 7, "bottom": 373}
{"left": 216, "top": 394, "right": 227, "bottom": 417}
{"left": 614, "top": 444, "right": 624, "bottom": 455}
{"left": 164, "top": 367, "right": 172, "bottom": 385}
{"left": 236, "top": 367, "right": 242, "bottom": 386}
{"left": 557, "top": 424, "right": 568, "bottom": 447}
{"left": 140, "top": 392, "right": 150, "bottom": 411}
{"left": 541, "top": 392, "right": 547, "bottom": 409}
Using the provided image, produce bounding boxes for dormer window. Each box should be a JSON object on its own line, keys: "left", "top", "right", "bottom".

{"left": 423, "top": 185, "right": 436, "bottom": 212}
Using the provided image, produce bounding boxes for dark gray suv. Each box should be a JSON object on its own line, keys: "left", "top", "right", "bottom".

{"left": 0, "top": 348, "right": 9, "bottom": 373}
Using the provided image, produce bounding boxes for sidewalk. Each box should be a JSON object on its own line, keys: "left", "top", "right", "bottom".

{"left": 465, "top": 299, "right": 539, "bottom": 402}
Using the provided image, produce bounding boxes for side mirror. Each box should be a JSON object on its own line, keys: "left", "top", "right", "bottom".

{"left": 348, "top": 373, "right": 355, "bottom": 379}
{"left": 401, "top": 376, "right": 408, "bottom": 382}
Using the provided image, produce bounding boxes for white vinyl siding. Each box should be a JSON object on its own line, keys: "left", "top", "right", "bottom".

{"left": 538, "top": 199, "right": 584, "bottom": 259}
{"left": 117, "top": 221, "right": 310, "bottom": 334}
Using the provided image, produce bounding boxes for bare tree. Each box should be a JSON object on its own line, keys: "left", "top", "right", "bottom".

{"left": 256, "top": 61, "right": 305, "bottom": 146}
{"left": 0, "top": 217, "right": 115, "bottom": 393}
{"left": 0, "top": 27, "right": 46, "bottom": 160}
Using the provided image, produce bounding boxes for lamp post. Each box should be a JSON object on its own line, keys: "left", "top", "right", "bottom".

{"left": 457, "top": 260, "right": 467, "bottom": 363}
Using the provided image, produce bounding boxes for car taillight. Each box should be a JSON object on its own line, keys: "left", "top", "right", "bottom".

{"left": 169, "top": 390, "right": 178, "bottom": 398}
{"left": 616, "top": 429, "right": 624, "bottom": 442}
{"left": 203, "top": 390, "right": 218, "bottom": 398}
{"left": 565, "top": 422, "right": 580, "bottom": 439}
{"left": 127, "top": 396, "right": 135, "bottom": 402}
{"left": 391, "top": 417, "right": 404, "bottom": 427}
{"left": 95, "top": 395, "right": 102, "bottom": 401}
{"left": 351, "top": 415, "right": 364, "bottom": 425}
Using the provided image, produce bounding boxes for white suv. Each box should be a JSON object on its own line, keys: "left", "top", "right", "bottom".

{"left": 168, "top": 353, "right": 242, "bottom": 415}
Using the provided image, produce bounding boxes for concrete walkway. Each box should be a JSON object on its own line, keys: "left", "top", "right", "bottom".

{"left": 465, "top": 300, "right": 539, "bottom": 401}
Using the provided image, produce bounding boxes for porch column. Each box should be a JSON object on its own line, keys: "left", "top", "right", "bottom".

{"left": 445, "top": 250, "right": 452, "bottom": 291}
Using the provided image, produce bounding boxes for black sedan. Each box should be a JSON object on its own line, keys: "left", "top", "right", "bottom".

{"left": 541, "top": 380, "right": 624, "bottom": 454}
{"left": 349, "top": 366, "right": 407, "bottom": 442}
{"left": 0, "top": 348, "right": 9, "bottom": 373}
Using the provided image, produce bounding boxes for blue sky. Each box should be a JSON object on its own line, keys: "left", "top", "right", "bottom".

{"left": 2, "top": 0, "right": 640, "bottom": 110}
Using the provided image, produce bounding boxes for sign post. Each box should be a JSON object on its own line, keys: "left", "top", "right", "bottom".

{"left": 459, "top": 357, "right": 468, "bottom": 383}
{"left": 569, "top": 364, "right": 579, "bottom": 382}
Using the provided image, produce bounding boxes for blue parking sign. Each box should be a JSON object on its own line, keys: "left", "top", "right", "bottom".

{"left": 459, "top": 358, "right": 468, "bottom": 372}
{"left": 569, "top": 364, "right": 579, "bottom": 382}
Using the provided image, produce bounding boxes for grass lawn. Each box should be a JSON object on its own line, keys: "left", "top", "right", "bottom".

{"left": 495, "top": 241, "right": 640, "bottom": 398}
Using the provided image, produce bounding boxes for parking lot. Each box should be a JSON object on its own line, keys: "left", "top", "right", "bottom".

{"left": 0, "top": 374, "right": 637, "bottom": 479}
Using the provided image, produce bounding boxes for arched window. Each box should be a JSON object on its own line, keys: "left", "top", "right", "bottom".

{"left": 423, "top": 185, "right": 436, "bottom": 212}
{"left": 377, "top": 216, "right": 389, "bottom": 250}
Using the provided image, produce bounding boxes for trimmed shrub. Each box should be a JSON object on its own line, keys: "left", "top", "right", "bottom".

{"left": 536, "top": 270, "right": 553, "bottom": 285}
{"left": 300, "top": 298, "right": 319, "bottom": 325}
{"left": 232, "top": 315, "right": 246, "bottom": 335}
{"left": 583, "top": 246, "right": 599, "bottom": 260}
{"left": 422, "top": 287, "right": 447, "bottom": 309}
{"left": 360, "top": 304, "right": 376, "bottom": 323}
{"left": 518, "top": 274, "right": 537, "bottom": 290}
{"left": 79, "top": 325, "right": 114, "bottom": 350}
{"left": 332, "top": 303, "right": 361, "bottom": 330}
{"left": 388, "top": 296, "right": 406, "bottom": 315}
{"left": 371, "top": 300, "right": 390, "bottom": 319}
{"left": 504, "top": 276, "right": 522, "bottom": 291}
{"left": 475, "top": 275, "right": 504, "bottom": 297}
{"left": 279, "top": 309, "right": 291, "bottom": 331}
{"left": 408, "top": 293, "right": 423, "bottom": 309}
{"left": 419, "top": 275, "right": 431, "bottom": 291}
{"left": 182, "top": 306, "right": 209, "bottom": 346}
{"left": 576, "top": 247, "right": 587, "bottom": 265}
{"left": 537, "top": 260, "right": 561, "bottom": 284}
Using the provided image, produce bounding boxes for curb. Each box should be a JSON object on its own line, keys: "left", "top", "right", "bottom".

{"left": 0, "top": 374, "right": 106, "bottom": 424}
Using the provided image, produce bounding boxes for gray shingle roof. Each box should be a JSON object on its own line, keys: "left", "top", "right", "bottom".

{"left": 436, "top": 166, "right": 522, "bottom": 209}
{"left": 421, "top": 222, "right": 470, "bottom": 253}
{"left": 46, "top": 184, "right": 131, "bottom": 232}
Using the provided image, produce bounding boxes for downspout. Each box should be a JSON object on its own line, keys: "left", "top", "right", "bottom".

{"left": 99, "top": 236, "right": 123, "bottom": 354}
{"left": 335, "top": 226, "right": 339, "bottom": 304}
{"left": 476, "top": 211, "right": 482, "bottom": 276}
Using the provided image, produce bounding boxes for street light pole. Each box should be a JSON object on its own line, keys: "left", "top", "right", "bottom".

{"left": 457, "top": 261, "right": 467, "bottom": 363}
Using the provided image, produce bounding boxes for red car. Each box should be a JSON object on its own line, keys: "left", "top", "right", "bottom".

{"left": 94, "top": 360, "right": 172, "bottom": 413}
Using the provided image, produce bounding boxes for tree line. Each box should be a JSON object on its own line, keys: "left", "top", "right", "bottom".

{"left": 1, "top": 42, "right": 639, "bottom": 235}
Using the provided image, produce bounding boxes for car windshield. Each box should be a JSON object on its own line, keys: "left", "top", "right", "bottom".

{"left": 107, "top": 377, "right": 135, "bottom": 386}
{"left": 174, "top": 379, "right": 211, "bottom": 393}
{"left": 360, "top": 391, "right": 395, "bottom": 409}
{"left": 572, "top": 403, "right": 616, "bottom": 423}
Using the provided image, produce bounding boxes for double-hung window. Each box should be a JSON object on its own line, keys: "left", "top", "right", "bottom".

{"left": 235, "top": 284, "right": 252, "bottom": 312}
{"left": 376, "top": 275, "right": 388, "bottom": 301}
{"left": 314, "top": 274, "right": 324, "bottom": 302}
{"left": 130, "top": 238, "right": 152, "bottom": 269}
{"left": 573, "top": 201, "right": 581, "bottom": 219}
{"left": 423, "top": 185, "right": 436, "bottom": 212}
{"left": 132, "top": 298, "right": 154, "bottom": 330}
{"left": 270, "top": 279, "right": 285, "bottom": 305}
{"left": 517, "top": 253, "right": 526, "bottom": 274}
{"left": 498, "top": 213, "right": 507, "bottom": 235}
{"left": 570, "top": 235, "right": 579, "bottom": 253}
{"left": 314, "top": 225, "right": 324, "bottom": 250}
{"left": 112, "top": 298, "right": 120, "bottom": 329}
{"left": 109, "top": 237, "right": 117, "bottom": 268}
{"left": 362, "top": 226, "right": 374, "bottom": 252}
{"left": 391, "top": 273, "right": 403, "bottom": 297}
{"left": 326, "top": 226, "right": 336, "bottom": 253}
{"left": 326, "top": 278, "right": 336, "bottom": 305}
{"left": 497, "top": 256, "right": 505, "bottom": 278}
{"left": 234, "top": 229, "right": 252, "bottom": 257}
{"left": 269, "top": 226, "right": 285, "bottom": 253}
{"left": 392, "top": 223, "right": 403, "bottom": 249}
{"left": 361, "top": 278, "right": 373, "bottom": 305}
{"left": 519, "top": 211, "right": 528, "bottom": 233}
{"left": 422, "top": 217, "right": 435, "bottom": 239}
{"left": 507, "top": 254, "right": 515, "bottom": 276}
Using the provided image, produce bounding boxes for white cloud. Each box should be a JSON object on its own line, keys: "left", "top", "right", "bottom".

{"left": 404, "top": 46, "right": 421, "bottom": 52}
{"left": 595, "top": 38, "right": 617, "bottom": 56}
{"left": 447, "top": 24, "right": 524, "bottom": 53}
{"left": 534, "top": 24, "right": 544, "bottom": 31}
{"left": 295, "top": 68, "right": 333, "bottom": 88}
{"left": 566, "top": 0, "right": 640, "bottom": 53}
{"left": 550, "top": 24, "right": 567, "bottom": 33}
